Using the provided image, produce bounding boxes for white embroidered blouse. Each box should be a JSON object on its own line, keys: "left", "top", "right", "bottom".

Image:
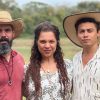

{"left": 72, "top": 46, "right": 100, "bottom": 100}
{"left": 24, "top": 59, "right": 73, "bottom": 100}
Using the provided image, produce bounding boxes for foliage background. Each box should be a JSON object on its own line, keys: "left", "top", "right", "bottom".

{"left": 0, "top": 0, "right": 100, "bottom": 38}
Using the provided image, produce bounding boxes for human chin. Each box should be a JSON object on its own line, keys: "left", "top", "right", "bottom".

{"left": 0, "top": 41, "right": 12, "bottom": 55}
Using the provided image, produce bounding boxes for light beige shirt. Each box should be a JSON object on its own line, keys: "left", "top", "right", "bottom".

{"left": 72, "top": 46, "right": 100, "bottom": 100}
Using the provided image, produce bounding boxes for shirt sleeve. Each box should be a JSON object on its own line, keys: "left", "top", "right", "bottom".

{"left": 23, "top": 64, "right": 29, "bottom": 82}
{"left": 64, "top": 59, "right": 73, "bottom": 82}
{"left": 64, "top": 59, "right": 73, "bottom": 99}
{"left": 22, "top": 64, "right": 29, "bottom": 97}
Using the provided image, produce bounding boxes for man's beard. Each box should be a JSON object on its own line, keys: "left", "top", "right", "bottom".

{"left": 0, "top": 36, "right": 12, "bottom": 55}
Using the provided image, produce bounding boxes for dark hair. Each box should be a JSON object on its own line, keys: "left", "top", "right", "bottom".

{"left": 25, "top": 21, "right": 69, "bottom": 99}
{"left": 75, "top": 17, "right": 99, "bottom": 32}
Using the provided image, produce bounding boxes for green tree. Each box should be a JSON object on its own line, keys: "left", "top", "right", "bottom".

{"left": 77, "top": 1, "right": 100, "bottom": 12}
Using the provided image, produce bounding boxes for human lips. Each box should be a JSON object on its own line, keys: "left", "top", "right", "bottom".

{"left": 0, "top": 41, "right": 8, "bottom": 45}
{"left": 44, "top": 49, "right": 51, "bottom": 53}
{"left": 0, "top": 37, "right": 9, "bottom": 45}
{"left": 82, "top": 38, "right": 90, "bottom": 42}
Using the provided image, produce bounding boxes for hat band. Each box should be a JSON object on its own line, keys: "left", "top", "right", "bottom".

{"left": 0, "top": 18, "right": 12, "bottom": 22}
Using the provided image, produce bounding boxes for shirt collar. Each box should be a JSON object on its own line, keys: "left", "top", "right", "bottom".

{"left": 94, "top": 45, "right": 100, "bottom": 59}
{"left": 0, "top": 50, "right": 17, "bottom": 62}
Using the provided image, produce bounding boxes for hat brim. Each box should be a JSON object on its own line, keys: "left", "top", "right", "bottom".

{"left": 0, "top": 18, "right": 24, "bottom": 38}
{"left": 63, "top": 11, "right": 100, "bottom": 47}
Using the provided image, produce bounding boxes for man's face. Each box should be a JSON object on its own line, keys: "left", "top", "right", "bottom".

{"left": 77, "top": 22, "right": 100, "bottom": 48}
{"left": 0, "top": 24, "right": 14, "bottom": 55}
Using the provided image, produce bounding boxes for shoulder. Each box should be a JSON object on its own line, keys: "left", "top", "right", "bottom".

{"left": 12, "top": 50, "right": 25, "bottom": 62}
{"left": 64, "top": 59, "right": 73, "bottom": 83}
{"left": 97, "top": 45, "right": 100, "bottom": 55}
{"left": 73, "top": 51, "right": 82, "bottom": 60}
{"left": 23, "top": 64, "right": 30, "bottom": 81}
{"left": 64, "top": 59, "right": 73, "bottom": 75}
{"left": 24, "top": 64, "right": 29, "bottom": 74}
{"left": 64, "top": 59, "right": 72, "bottom": 68}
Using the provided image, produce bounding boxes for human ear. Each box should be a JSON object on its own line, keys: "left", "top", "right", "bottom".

{"left": 12, "top": 31, "right": 16, "bottom": 39}
{"left": 97, "top": 30, "right": 100, "bottom": 37}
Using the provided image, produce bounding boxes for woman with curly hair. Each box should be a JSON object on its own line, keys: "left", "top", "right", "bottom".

{"left": 23, "top": 21, "right": 72, "bottom": 100}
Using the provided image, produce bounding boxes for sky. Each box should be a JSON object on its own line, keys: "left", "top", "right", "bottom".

{"left": 16, "top": 0, "right": 100, "bottom": 7}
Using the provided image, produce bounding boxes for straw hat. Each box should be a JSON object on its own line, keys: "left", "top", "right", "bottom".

{"left": 0, "top": 11, "right": 24, "bottom": 38}
{"left": 63, "top": 11, "right": 100, "bottom": 47}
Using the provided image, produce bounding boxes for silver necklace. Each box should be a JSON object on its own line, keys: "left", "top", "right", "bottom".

{"left": 42, "top": 66, "right": 55, "bottom": 100}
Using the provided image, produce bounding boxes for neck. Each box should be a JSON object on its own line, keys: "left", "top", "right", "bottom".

{"left": 82, "top": 44, "right": 99, "bottom": 66}
{"left": 2, "top": 51, "right": 11, "bottom": 62}
{"left": 42, "top": 57, "right": 55, "bottom": 63}
{"left": 83, "top": 44, "right": 99, "bottom": 55}
{"left": 41, "top": 57, "right": 57, "bottom": 73}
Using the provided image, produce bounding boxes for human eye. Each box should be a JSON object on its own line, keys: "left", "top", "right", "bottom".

{"left": 50, "top": 40, "right": 55, "bottom": 44}
{"left": 5, "top": 28, "right": 12, "bottom": 33}
{"left": 87, "top": 29, "right": 94, "bottom": 33}
{"left": 78, "top": 29, "right": 85, "bottom": 34}
{"left": 0, "top": 29, "right": 2, "bottom": 33}
{"left": 40, "top": 40, "right": 46, "bottom": 44}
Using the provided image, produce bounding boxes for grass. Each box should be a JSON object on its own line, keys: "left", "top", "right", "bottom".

{"left": 12, "top": 38, "right": 32, "bottom": 63}
{"left": 60, "top": 37, "right": 81, "bottom": 59}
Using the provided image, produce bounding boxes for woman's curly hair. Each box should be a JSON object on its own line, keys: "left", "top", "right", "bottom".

{"left": 24, "top": 21, "right": 69, "bottom": 99}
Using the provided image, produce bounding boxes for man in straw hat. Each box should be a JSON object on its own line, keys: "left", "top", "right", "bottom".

{"left": 0, "top": 10, "right": 25, "bottom": 100}
{"left": 63, "top": 11, "right": 100, "bottom": 100}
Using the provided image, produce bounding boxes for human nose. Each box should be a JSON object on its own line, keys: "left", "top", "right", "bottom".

{"left": 83, "top": 30, "right": 88, "bottom": 37}
{"left": 45, "top": 42, "right": 50, "bottom": 48}
{"left": 0, "top": 29, "right": 7, "bottom": 37}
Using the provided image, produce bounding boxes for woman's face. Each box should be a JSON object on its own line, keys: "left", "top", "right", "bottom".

{"left": 37, "top": 31, "right": 57, "bottom": 59}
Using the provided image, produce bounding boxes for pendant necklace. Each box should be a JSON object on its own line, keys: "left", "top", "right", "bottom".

{"left": 42, "top": 66, "right": 55, "bottom": 100}
{"left": 3, "top": 55, "right": 13, "bottom": 86}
